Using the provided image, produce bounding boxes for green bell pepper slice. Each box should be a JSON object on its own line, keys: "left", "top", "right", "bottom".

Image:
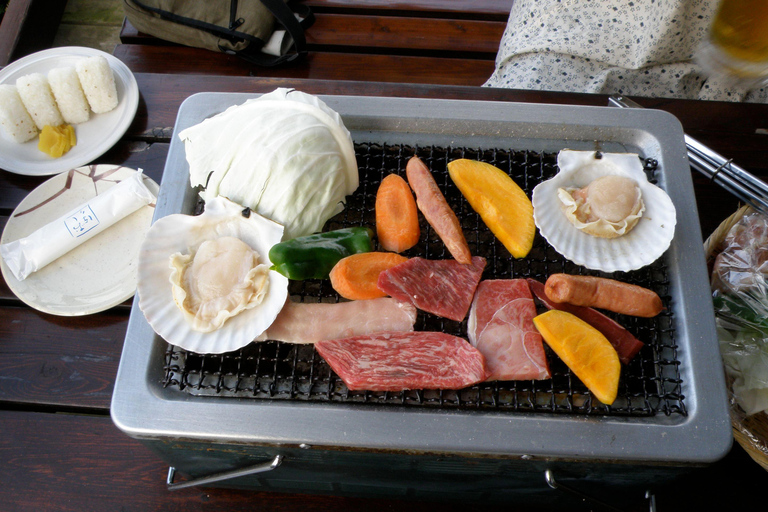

{"left": 269, "top": 227, "right": 374, "bottom": 280}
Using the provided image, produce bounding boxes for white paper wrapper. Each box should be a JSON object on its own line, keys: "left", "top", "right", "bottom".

{"left": 1, "top": 170, "right": 156, "bottom": 281}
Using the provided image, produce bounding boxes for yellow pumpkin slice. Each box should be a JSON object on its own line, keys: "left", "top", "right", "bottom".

{"left": 533, "top": 309, "right": 620, "bottom": 405}
{"left": 447, "top": 159, "right": 535, "bottom": 258}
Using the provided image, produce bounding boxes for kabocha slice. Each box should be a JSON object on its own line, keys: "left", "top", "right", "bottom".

{"left": 533, "top": 310, "right": 620, "bottom": 405}
{"left": 447, "top": 159, "right": 535, "bottom": 258}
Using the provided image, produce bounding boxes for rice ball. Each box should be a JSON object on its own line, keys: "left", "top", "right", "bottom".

{"left": 0, "top": 84, "right": 38, "bottom": 143}
{"left": 15, "top": 73, "right": 64, "bottom": 130}
{"left": 75, "top": 56, "right": 118, "bottom": 114}
{"left": 48, "top": 66, "right": 90, "bottom": 124}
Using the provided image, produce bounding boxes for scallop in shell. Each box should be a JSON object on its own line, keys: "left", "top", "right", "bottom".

{"left": 532, "top": 150, "right": 676, "bottom": 272}
{"left": 137, "top": 196, "right": 288, "bottom": 354}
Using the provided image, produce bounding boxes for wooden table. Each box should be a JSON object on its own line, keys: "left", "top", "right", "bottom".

{"left": 1, "top": 73, "right": 767, "bottom": 510}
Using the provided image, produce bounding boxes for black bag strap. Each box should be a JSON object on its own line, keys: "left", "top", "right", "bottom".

{"left": 233, "top": 0, "right": 315, "bottom": 66}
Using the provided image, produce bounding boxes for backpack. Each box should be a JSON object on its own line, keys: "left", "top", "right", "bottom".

{"left": 123, "top": 0, "right": 314, "bottom": 66}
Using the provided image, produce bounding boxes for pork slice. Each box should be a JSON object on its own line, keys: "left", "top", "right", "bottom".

{"left": 468, "top": 280, "right": 551, "bottom": 380}
{"left": 377, "top": 256, "right": 486, "bottom": 322}
{"left": 263, "top": 298, "right": 417, "bottom": 344}
{"left": 526, "top": 278, "right": 643, "bottom": 364}
{"left": 315, "top": 331, "right": 488, "bottom": 391}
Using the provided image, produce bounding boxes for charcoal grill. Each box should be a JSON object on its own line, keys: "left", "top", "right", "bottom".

{"left": 112, "top": 93, "right": 731, "bottom": 507}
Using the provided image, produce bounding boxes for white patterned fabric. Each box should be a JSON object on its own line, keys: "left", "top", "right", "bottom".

{"left": 484, "top": 0, "right": 768, "bottom": 103}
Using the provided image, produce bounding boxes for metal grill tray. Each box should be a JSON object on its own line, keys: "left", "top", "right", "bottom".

{"left": 112, "top": 93, "right": 731, "bottom": 464}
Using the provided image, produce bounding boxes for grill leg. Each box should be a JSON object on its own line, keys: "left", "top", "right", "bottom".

{"left": 545, "top": 469, "right": 656, "bottom": 512}
{"left": 166, "top": 455, "right": 284, "bottom": 490}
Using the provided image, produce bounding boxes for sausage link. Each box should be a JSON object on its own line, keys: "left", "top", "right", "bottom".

{"left": 544, "top": 274, "right": 663, "bottom": 317}
{"left": 406, "top": 156, "right": 472, "bottom": 264}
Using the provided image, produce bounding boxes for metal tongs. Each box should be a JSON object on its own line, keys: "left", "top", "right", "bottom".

{"left": 608, "top": 94, "right": 768, "bottom": 216}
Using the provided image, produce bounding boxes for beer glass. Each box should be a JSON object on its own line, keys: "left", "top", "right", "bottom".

{"left": 696, "top": 0, "right": 768, "bottom": 86}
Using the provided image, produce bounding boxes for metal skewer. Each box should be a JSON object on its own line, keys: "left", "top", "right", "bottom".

{"left": 608, "top": 94, "right": 768, "bottom": 216}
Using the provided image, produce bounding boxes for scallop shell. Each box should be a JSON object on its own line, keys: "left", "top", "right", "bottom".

{"left": 532, "top": 150, "right": 677, "bottom": 272}
{"left": 137, "top": 196, "right": 289, "bottom": 354}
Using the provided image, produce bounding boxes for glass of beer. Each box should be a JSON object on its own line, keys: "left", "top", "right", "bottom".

{"left": 696, "top": 0, "right": 768, "bottom": 86}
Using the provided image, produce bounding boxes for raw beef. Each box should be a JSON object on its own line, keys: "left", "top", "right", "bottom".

{"left": 468, "top": 279, "right": 551, "bottom": 380}
{"left": 315, "top": 331, "right": 488, "bottom": 391}
{"left": 377, "top": 256, "right": 486, "bottom": 321}
{"left": 526, "top": 278, "right": 643, "bottom": 364}
{"left": 262, "top": 298, "right": 417, "bottom": 344}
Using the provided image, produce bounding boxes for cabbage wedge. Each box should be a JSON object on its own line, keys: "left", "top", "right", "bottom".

{"left": 179, "top": 88, "right": 359, "bottom": 239}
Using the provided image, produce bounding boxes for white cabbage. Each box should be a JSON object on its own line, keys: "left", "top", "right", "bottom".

{"left": 179, "top": 88, "right": 358, "bottom": 239}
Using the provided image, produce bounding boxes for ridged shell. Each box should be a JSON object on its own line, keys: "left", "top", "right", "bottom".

{"left": 532, "top": 150, "right": 676, "bottom": 272}
{"left": 137, "top": 196, "right": 288, "bottom": 354}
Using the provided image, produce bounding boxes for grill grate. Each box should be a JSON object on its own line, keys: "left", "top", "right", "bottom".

{"left": 162, "top": 143, "right": 686, "bottom": 418}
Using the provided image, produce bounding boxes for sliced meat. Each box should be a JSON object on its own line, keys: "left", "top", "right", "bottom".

{"left": 468, "top": 279, "right": 551, "bottom": 380}
{"left": 377, "top": 256, "right": 486, "bottom": 322}
{"left": 263, "top": 298, "right": 417, "bottom": 344}
{"left": 527, "top": 278, "right": 644, "bottom": 364}
{"left": 405, "top": 156, "right": 472, "bottom": 264}
{"left": 315, "top": 331, "right": 488, "bottom": 391}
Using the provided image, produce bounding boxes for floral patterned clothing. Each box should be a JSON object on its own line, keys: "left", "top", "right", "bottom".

{"left": 484, "top": 0, "right": 767, "bottom": 103}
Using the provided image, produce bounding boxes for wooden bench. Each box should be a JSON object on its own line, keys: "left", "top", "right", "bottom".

{"left": 0, "top": 0, "right": 68, "bottom": 66}
{"left": 115, "top": 0, "right": 512, "bottom": 86}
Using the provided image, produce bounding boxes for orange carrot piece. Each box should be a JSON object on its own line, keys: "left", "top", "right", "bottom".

{"left": 376, "top": 173, "right": 420, "bottom": 253}
{"left": 330, "top": 252, "right": 409, "bottom": 301}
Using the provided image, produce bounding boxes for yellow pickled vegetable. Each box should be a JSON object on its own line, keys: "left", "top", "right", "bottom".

{"left": 533, "top": 310, "right": 620, "bottom": 405}
{"left": 38, "top": 124, "right": 76, "bottom": 158}
{"left": 447, "top": 159, "right": 535, "bottom": 258}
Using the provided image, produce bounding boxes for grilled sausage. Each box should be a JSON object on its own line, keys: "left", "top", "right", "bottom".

{"left": 406, "top": 156, "right": 472, "bottom": 264}
{"left": 544, "top": 274, "right": 663, "bottom": 318}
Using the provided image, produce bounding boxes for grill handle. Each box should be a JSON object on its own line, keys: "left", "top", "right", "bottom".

{"left": 545, "top": 470, "right": 656, "bottom": 512}
{"left": 166, "top": 455, "right": 284, "bottom": 490}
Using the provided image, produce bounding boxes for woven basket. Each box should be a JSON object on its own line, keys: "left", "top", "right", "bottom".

{"left": 704, "top": 205, "right": 768, "bottom": 471}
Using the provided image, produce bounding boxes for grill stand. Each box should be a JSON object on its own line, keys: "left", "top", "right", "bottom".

{"left": 545, "top": 470, "right": 656, "bottom": 512}
{"left": 167, "top": 455, "right": 284, "bottom": 490}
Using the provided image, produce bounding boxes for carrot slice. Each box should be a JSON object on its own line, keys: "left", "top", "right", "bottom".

{"left": 533, "top": 310, "right": 620, "bottom": 405}
{"left": 330, "top": 252, "right": 409, "bottom": 300}
{"left": 375, "top": 173, "right": 420, "bottom": 253}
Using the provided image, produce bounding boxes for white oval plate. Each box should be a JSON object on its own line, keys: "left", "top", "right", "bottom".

{"left": 0, "top": 47, "right": 139, "bottom": 176}
{"left": 532, "top": 150, "right": 677, "bottom": 272}
{"left": 0, "top": 165, "right": 158, "bottom": 316}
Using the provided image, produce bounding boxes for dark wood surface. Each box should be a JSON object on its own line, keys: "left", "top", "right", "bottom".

{"left": 1, "top": 74, "right": 767, "bottom": 511}
{"left": 2, "top": 0, "right": 768, "bottom": 508}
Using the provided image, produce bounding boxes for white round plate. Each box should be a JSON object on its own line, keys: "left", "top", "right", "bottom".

{"left": 0, "top": 47, "right": 139, "bottom": 176}
{"left": 0, "top": 165, "right": 158, "bottom": 316}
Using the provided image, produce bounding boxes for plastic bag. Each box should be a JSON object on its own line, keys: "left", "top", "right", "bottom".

{"left": 710, "top": 209, "right": 768, "bottom": 468}
{"left": 712, "top": 210, "right": 768, "bottom": 416}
